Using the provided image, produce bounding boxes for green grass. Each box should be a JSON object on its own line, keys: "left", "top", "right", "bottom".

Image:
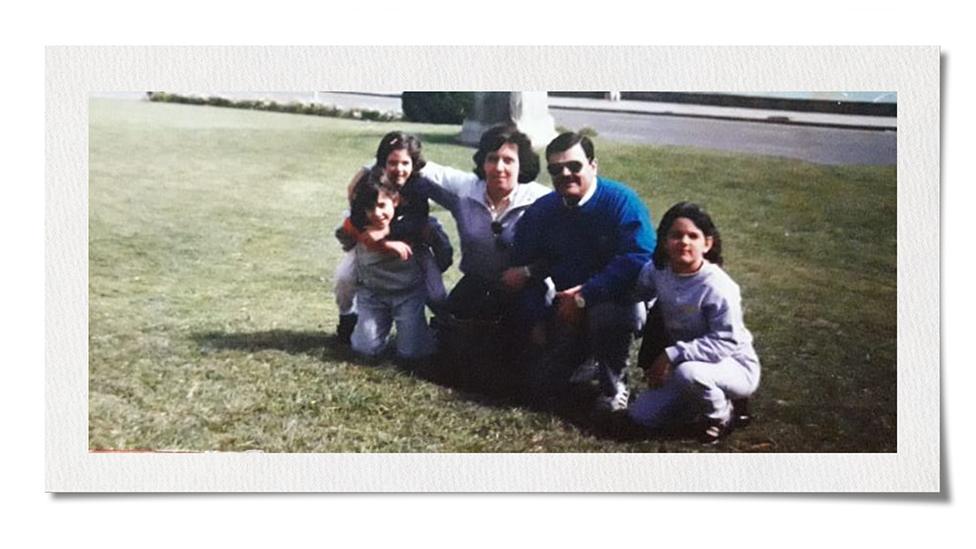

{"left": 89, "top": 98, "right": 896, "bottom": 452}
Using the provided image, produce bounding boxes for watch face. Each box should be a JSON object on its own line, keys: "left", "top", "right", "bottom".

{"left": 574, "top": 294, "right": 586, "bottom": 308}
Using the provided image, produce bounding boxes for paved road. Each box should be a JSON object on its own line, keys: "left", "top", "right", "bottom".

{"left": 551, "top": 109, "right": 896, "bottom": 166}
{"left": 98, "top": 92, "right": 896, "bottom": 166}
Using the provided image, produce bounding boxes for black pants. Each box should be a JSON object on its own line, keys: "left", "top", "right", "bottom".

{"left": 637, "top": 302, "right": 670, "bottom": 369}
{"left": 432, "top": 275, "right": 546, "bottom": 395}
{"left": 527, "top": 301, "right": 646, "bottom": 409}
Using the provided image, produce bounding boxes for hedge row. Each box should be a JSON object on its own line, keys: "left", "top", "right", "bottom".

{"left": 145, "top": 92, "right": 402, "bottom": 122}
{"left": 401, "top": 92, "right": 474, "bottom": 124}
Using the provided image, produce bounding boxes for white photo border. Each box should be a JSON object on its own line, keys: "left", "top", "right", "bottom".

{"left": 46, "top": 46, "right": 939, "bottom": 492}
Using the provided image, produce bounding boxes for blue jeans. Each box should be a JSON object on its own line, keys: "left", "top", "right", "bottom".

{"left": 351, "top": 286, "right": 433, "bottom": 359}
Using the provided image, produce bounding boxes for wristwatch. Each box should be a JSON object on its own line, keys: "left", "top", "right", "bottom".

{"left": 574, "top": 293, "right": 586, "bottom": 309}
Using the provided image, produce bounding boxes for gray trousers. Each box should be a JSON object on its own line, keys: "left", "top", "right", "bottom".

{"left": 629, "top": 356, "right": 760, "bottom": 429}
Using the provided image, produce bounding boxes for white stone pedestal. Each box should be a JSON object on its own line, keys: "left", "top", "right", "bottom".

{"left": 459, "top": 92, "right": 557, "bottom": 149}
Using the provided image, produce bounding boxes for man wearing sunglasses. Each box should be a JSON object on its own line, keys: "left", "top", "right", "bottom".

{"left": 502, "top": 132, "right": 656, "bottom": 413}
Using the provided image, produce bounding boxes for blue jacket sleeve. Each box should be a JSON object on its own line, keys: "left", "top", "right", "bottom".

{"left": 581, "top": 193, "right": 655, "bottom": 303}
{"left": 509, "top": 201, "right": 544, "bottom": 270}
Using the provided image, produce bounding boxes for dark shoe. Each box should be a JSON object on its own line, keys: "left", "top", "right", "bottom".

{"left": 337, "top": 313, "right": 357, "bottom": 345}
{"left": 732, "top": 398, "right": 753, "bottom": 429}
{"left": 701, "top": 416, "right": 732, "bottom": 445}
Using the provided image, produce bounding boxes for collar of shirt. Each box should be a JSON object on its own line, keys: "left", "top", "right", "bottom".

{"left": 562, "top": 177, "right": 599, "bottom": 208}
{"left": 484, "top": 188, "right": 514, "bottom": 220}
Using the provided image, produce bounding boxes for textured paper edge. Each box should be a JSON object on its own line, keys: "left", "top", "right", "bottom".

{"left": 46, "top": 45, "right": 940, "bottom": 492}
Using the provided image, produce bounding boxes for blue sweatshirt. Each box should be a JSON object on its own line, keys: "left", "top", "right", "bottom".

{"left": 509, "top": 177, "right": 655, "bottom": 305}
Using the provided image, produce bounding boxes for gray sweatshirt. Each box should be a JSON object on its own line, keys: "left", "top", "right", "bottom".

{"left": 354, "top": 242, "right": 423, "bottom": 294}
{"left": 636, "top": 260, "right": 760, "bottom": 375}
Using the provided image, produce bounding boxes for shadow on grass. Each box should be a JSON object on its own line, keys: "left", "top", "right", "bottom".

{"left": 191, "top": 329, "right": 355, "bottom": 362}
{"left": 416, "top": 355, "right": 665, "bottom": 444}
{"left": 189, "top": 329, "right": 673, "bottom": 444}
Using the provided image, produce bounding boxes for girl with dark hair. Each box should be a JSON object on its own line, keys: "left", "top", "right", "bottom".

{"left": 628, "top": 202, "right": 760, "bottom": 444}
{"left": 334, "top": 131, "right": 453, "bottom": 344}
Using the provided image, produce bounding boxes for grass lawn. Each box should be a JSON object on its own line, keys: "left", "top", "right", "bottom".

{"left": 88, "top": 98, "right": 896, "bottom": 452}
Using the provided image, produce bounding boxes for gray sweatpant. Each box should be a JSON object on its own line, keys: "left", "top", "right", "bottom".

{"left": 629, "top": 355, "right": 760, "bottom": 428}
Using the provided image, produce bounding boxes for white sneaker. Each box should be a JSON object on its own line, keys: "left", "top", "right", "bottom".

{"left": 596, "top": 381, "right": 630, "bottom": 412}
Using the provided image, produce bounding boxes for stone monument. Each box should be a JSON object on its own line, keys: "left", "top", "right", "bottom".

{"left": 459, "top": 92, "right": 557, "bottom": 148}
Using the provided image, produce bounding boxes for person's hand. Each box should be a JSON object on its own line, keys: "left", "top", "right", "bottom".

{"left": 501, "top": 266, "right": 530, "bottom": 291}
{"left": 646, "top": 353, "right": 672, "bottom": 388}
{"left": 554, "top": 285, "right": 584, "bottom": 327}
{"left": 382, "top": 240, "right": 414, "bottom": 261}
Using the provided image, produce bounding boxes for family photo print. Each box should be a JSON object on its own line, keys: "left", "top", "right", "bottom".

{"left": 46, "top": 46, "right": 939, "bottom": 492}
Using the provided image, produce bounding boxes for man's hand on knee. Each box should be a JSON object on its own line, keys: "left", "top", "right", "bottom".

{"left": 554, "top": 285, "right": 584, "bottom": 327}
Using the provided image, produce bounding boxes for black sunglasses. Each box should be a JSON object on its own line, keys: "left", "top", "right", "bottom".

{"left": 546, "top": 161, "right": 585, "bottom": 177}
